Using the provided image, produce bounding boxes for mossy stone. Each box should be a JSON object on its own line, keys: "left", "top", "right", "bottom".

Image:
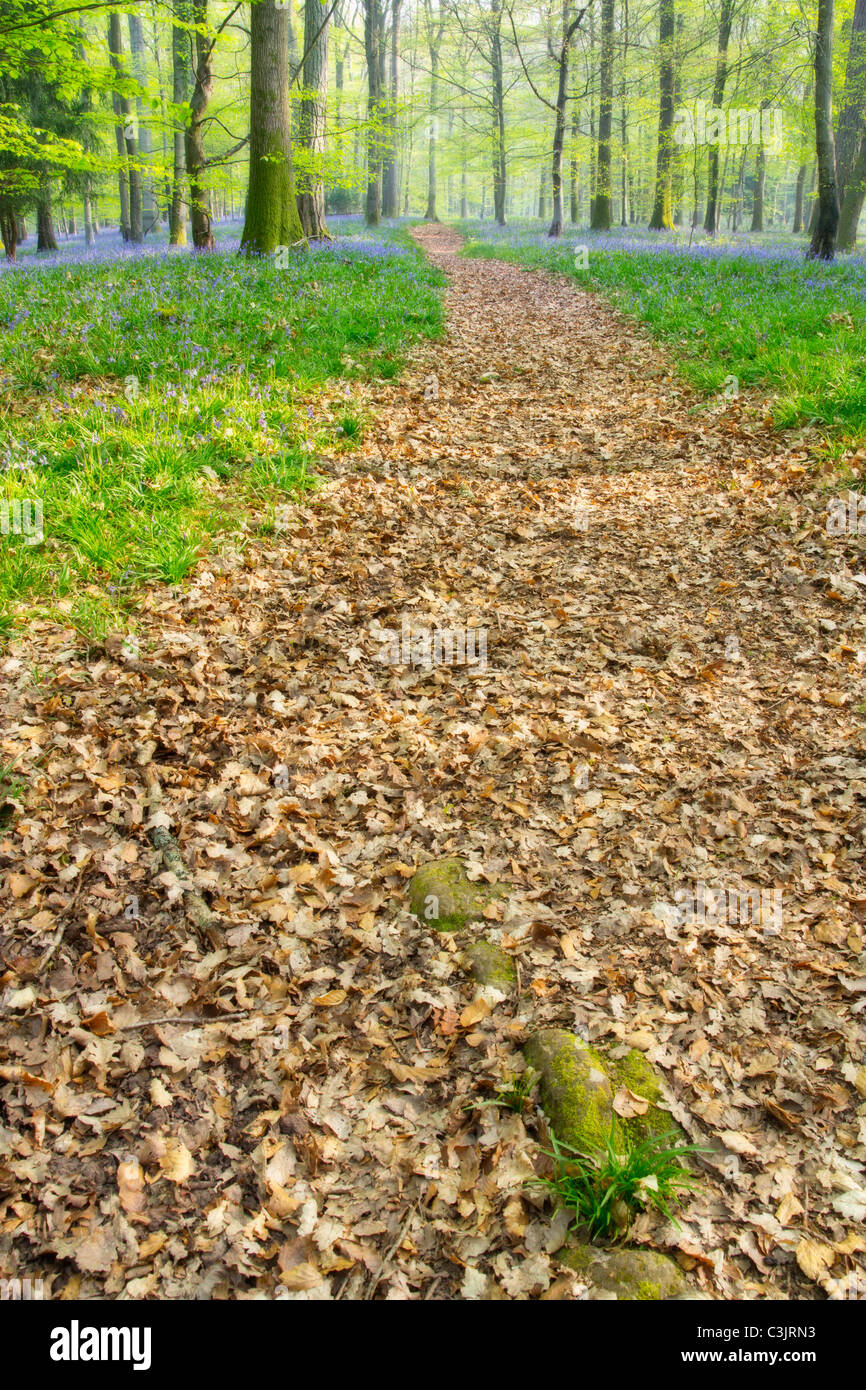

{"left": 611, "top": 1048, "right": 676, "bottom": 1143}
{"left": 408, "top": 857, "right": 507, "bottom": 933}
{"left": 523, "top": 1029, "right": 679, "bottom": 1152}
{"left": 463, "top": 939, "right": 517, "bottom": 991}
{"left": 558, "top": 1241, "right": 687, "bottom": 1300}
{"left": 524, "top": 1029, "right": 617, "bottom": 1152}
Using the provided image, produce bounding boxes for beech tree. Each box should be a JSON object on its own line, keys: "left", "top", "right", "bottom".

{"left": 241, "top": 0, "right": 305, "bottom": 254}
{"left": 808, "top": 0, "right": 839, "bottom": 259}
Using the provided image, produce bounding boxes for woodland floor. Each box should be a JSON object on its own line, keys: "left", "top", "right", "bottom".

{"left": 1, "top": 225, "right": 865, "bottom": 1301}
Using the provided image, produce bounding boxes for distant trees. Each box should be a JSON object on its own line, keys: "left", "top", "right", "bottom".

{"left": 1, "top": 0, "right": 866, "bottom": 256}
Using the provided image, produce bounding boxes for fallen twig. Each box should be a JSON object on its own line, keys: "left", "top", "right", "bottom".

{"left": 143, "top": 768, "right": 226, "bottom": 948}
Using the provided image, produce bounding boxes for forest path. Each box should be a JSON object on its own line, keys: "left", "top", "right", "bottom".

{"left": 2, "top": 224, "right": 865, "bottom": 1302}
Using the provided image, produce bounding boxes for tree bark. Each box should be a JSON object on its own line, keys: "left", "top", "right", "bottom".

{"left": 793, "top": 161, "right": 807, "bottom": 232}
{"left": 836, "top": 0, "right": 866, "bottom": 202}
{"left": 423, "top": 0, "right": 444, "bottom": 220}
{"left": 648, "top": 0, "right": 675, "bottom": 230}
{"left": 240, "top": 0, "right": 305, "bottom": 254}
{"left": 128, "top": 11, "right": 159, "bottom": 234}
{"left": 363, "top": 0, "right": 383, "bottom": 224}
{"left": 590, "top": 0, "right": 614, "bottom": 230}
{"left": 297, "top": 0, "right": 331, "bottom": 238}
{"left": 620, "top": 0, "right": 630, "bottom": 224}
{"left": 570, "top": 105, "right": 579, "bottom": 222}
{"left": 703, "top": 0, "right": 733, "bottom": 233}
{"left": 382, "top": 0, "right": 402, "bottom": 216}
{"left": 108, "top": 16, "right": 131, "bottom": 240}
{"left": 36, "top": 183, "right": 59, "bottom": 251}
{"left": 491, "top": 0, "right": 507, "bottom": 225}
{"left": 184, "top": 0, "right": 215, "bottom": 249}
{"left": 170, "top": 0, "right": 190, "bottom": 245}
{"left": 838, "top": 129, "right": 866, "bottom": 247}
{"left": 0, "top": 207, "right": 18, "bottom": 261}
{"left": 83, "top": 181, "right": 95, "bottom": 246}
{"left": 750, "top": 139, "right": 765, "bottom": 231}
{"left": 108, "top": 12, "right": 143, "bottom": 243}
{"left": 808, "top": 0, "right": 840, "bottom": 260}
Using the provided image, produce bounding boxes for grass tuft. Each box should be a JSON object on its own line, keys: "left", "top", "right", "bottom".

{"left": 535, "top": 1125, "right": 706, "bottom": 1241}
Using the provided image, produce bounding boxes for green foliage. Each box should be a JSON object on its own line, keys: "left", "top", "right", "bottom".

{"left": 475, "top": 1066, "right": 538, "bottom": 1113}
{"left": 0, "top": 223, "right": 444, "bottom": 636}
{"left": 460, "top": 222, "right": 866, "bottom": 456}
{"left": 536, "top": 1125, "right": 706, "bottom": 1241}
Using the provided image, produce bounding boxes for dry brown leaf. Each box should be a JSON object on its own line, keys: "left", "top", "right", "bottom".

{"left": 612, "top": 1085, "right": 650, "bottom": 1119}
{"left": 158, "top": 1139, "right": 195, "bottom": 1184}
{"left": 117, "top": 1156, "right": 146, "bottom": 1214}
{"left": 459, "top": 997, "right": 491, "bottom": 1029}
{"left": 795, "top": 1238, "right": 837, "bottom": 1283}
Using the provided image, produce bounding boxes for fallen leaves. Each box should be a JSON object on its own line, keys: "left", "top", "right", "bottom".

{"left": 0, "top": 225, "right": 863, "bottom": 1303}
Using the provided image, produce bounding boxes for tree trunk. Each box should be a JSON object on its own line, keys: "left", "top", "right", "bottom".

{"left": 491, "top": 0, "right": 507, "bottom": 225}
{"left": 703, "top": 0, "right": 733, "bottom": 233}
{"left": 109, "top": 30, "right": 131, "bottom": 240}
{"left": 364, "top": 0, "right": 383, "bottom": 225}
{"left": 570, "top": 105, "right": 579, "bottom": 222}
{"left": 0, "top": 207, "right": 17, "bottom": 261}
{"left": 590, "top": 0, "right": 614, "bottom": 230}
{"left": 84, "top": 180, "right": 96, "bottom": 246}
{"left": 424, "top": 1, "right": 443, "bottom": 220}
{"left": 382, "top": 0, "right": 402, "bottom": 217}
{"left": 241, "top": 0, "right": 305, "bottom": 254}
{"left": 37, "top": 184, "right": 59, "bottom": 251}
{"left": 184, "top": 0, "right": 215, "bottom": 249}
{"left": 128, "top": 11, "right": 159, "bottom": 234}
{"left": 108, "top": 12, "right": 142, "bottom": 243}
{"left": 649, "top": 0, "right": 675, "bottom": 230}
{"left": 620, "top": 0, "right": 630, "bottom": 225}
{"left": 838, "top": 129, "right": 866, "bottom": 248}
{"left": 836, "top": 0, "right": 866, "bottom": 202}
{"left": 297, "top": 0, "right": 331, "bottom": 238}
{"left": 170, "top": 0, "right": 190, "bottom": 245}
{"left": 808, "top": 0, "right": 840, "bottom": 259}
{"left": 750, "top": 141, "right": 765, "bottom": 231}
{"left": 793, "top": 161, "right": 807, "bottom": 232}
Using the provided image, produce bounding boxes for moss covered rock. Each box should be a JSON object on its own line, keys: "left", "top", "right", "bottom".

{"left": 524, "top": 1029, "right": 616, "bottom": 1153}
{"left": 463, "top": 939, "right": 517, "bottom": 992}
{"left": 558, "top": 1242, "right": 687, "bottom": 1300}
{"left": 408, "top": 858, "right": 507, "bottom": 933}
{"left": 523, "top": 1028, "right": 677, "bottom": 1152}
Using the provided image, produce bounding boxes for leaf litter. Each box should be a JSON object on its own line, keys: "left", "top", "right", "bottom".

{"left": 0, "top": 225, "right": 864, "bottom": 1301}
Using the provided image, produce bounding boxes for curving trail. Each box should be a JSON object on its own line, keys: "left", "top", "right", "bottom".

{"left": 1, "top": 224, "right": 864, "bottom": 1301}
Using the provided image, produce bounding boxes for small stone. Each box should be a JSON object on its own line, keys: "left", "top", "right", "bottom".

{"left": 558, "top": 1241, "right": 688, "bottom": 1300}
{"left": 463, "top": 939, "right": 517, "bottom": 992}
{"left": 524, "top": 1029, "right": 680, "bottom": 1151}
{"left": 407, "top": 857, "right": 507, "bottom": 933}
{"left": 523, "top": 1029, "right": 617, "bottom": 1153}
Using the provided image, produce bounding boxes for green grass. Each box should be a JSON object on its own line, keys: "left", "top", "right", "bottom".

{"left": 0, "top": 221, "right": 444, "bottom": 640}
{"left": 536, "top": 1126, "right": 705, "bottom": 1242}
{"left": 472, "top": 1066, "right": 539, "bottom": 1114}
{"left": 459, "top": 219, "right": 866, "bottom": 464}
